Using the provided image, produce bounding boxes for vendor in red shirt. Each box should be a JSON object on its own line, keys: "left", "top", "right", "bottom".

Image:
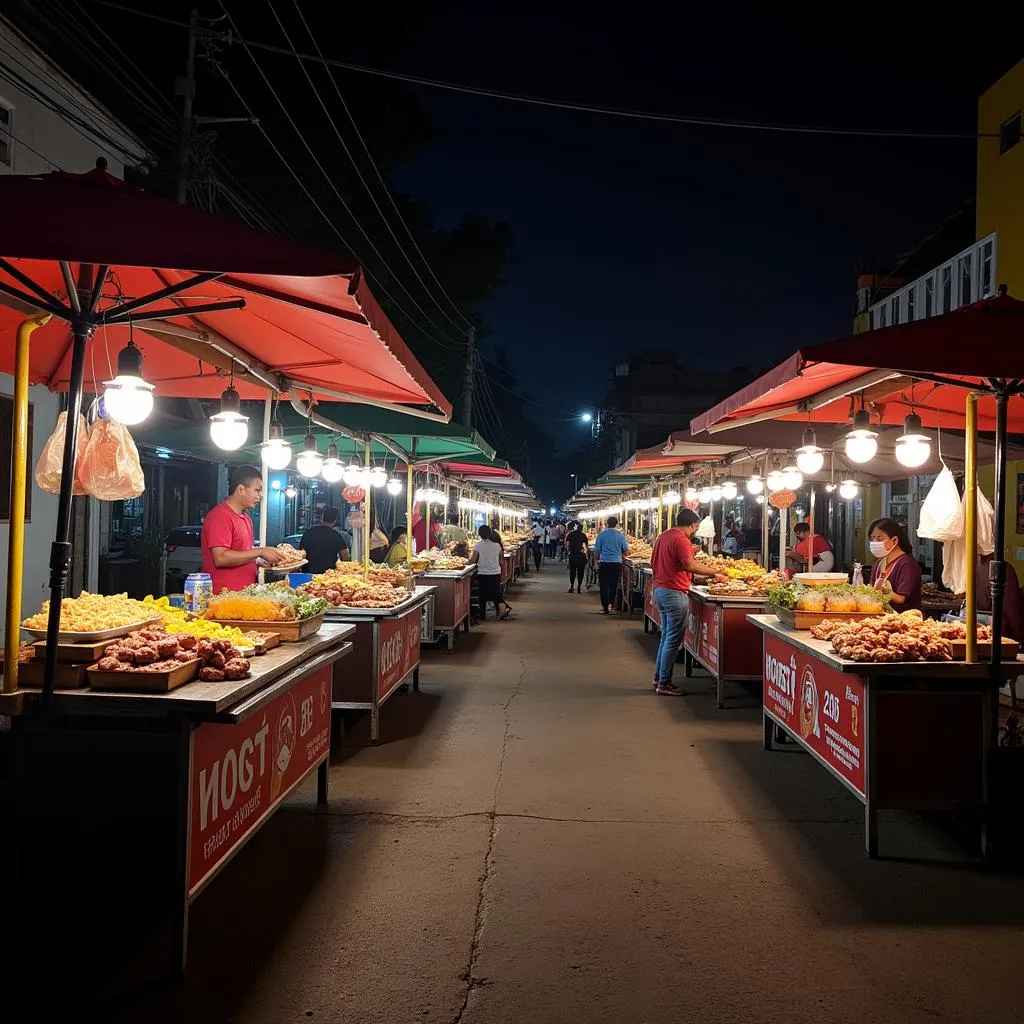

{"left": 649, "top": 508, "right": 728, "bottom": 697}
{"left": 201, "top": 464, "right": 285, "bottom": 594}
{"left": 787, "top": 521, "right": 835, "bottom": 572}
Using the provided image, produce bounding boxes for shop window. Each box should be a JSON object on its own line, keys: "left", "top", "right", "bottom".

{"left": 890, "top": 296, "right": 900, "bottom": 325}
{"left": 941, "top": 265, "right": 953, "bottom": 313}
{"left": 924, "top": 276, "right": 934, "bottom": 317}
{"left": 907, "top": 285, "right": 916, "bottom": 321}
{"left": 0, "top": 395, "right": 33, "bottom": 521}
{"left": 878, "top": 304, "right": 887, "bottom": 329}
{"left": 999, "top": 112, "right": 1021, "bottom": 155}
{"left": 959, "top": 253, "right": 972, "bottom": 305}
{"left": 0, "top": 100, "right": 12, "bottom": 169}
{"left": 981, "top": 239, "right": 994, "bottom": 297}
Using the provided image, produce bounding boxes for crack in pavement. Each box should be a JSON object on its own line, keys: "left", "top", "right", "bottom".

{"left": 452, "top": 653, "right": 527, "bottom": 1024}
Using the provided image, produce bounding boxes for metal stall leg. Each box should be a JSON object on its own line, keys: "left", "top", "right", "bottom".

{"left": 172, "top": 718, "right": 195, "bottom": 979}
{"left": 317, "top": 759, "right": 329, "bottom": 806}
{"left": 413, "top": 666, "right": 420, "bottom": 692}
{"left": 865, "top": 688, "right": 878, "bottom": 859}
{"left": 763, "top": 713, "right": 774, "bottom": 751}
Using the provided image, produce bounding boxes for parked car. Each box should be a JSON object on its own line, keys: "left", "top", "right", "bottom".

{"left": 164, "top": 525, "right": 203, "bottom": 590}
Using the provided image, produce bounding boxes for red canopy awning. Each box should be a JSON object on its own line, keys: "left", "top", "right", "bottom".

{"left": 0, "top": 171, "right": 450, "bottom": 415}
{"left": 690, "top": 294, "right": 1024, "bottom": 435}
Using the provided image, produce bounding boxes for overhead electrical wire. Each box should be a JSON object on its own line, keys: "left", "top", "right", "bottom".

{"left": 90, "top": 1, "right": 993, "bottom": 141}
{"left": 217, "top": 1, "right": 467, "bottom": 350}
{"left": 288, "top": 0, "right": 475, "bottom": 331}
{"left": 212, "top": 2, "right": 468, "bottom": 352}
{"left": 268, "top": 0, "right": 474, "bottom": 337}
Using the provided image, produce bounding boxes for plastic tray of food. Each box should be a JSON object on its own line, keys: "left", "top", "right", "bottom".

{"left": 21, "top": 616, "right": 164, "bottom": 644}
{"left": 792, "top": 572, "right": 850, "bottom": 588}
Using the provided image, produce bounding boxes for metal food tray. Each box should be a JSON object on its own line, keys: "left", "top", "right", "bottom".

{"left": 421, "top": 566, "right": 474, "bottom": 578}
{"left": 325, "top": 589, "right": 430, "bottom": 619}
{"left": 690, "top": 586, "right": 768, "bottom": 604}
{"left": 21, "top": 616, "right": 165, "bottom": 644}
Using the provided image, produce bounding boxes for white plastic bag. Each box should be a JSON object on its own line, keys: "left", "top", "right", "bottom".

{"left": 917, "top": 467, "right": 963, "bottom": 541}
{"left": 940, "top": 487, "right": 995, "bottom": 594}
{"left": 34, "top": 411, "right": 89, "bottom": 496}
{"left": 77, "top": 418, "right": 145, "bottom": 500}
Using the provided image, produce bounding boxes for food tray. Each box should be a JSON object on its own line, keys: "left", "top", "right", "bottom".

{"left": 21, "top": 616, "right": 164, "bottom": 644}
{"left": 768, "top": 605, "right": 884, "bottom": 630}
{"left": 793, "top": 572, "right": 850, "bottom": 588}
{"left": 87, "top": 657, "right": 201, "bottom": 693}
{"left": 692, "top": 586, "right": 767, "bottom": 604}
{"left": 203, "top": 610, "right": 324, "bottom": 642}
{"left": 18, "top": 659, "right": 90, "bottom": 689}
{"left": 950, "top": 638, "right": 1021, "bottom": 660}
{"left": 31, "top": 638, "right": 113, "bottom": 662}
{"left": 264, "top": 559, "right": 308, "bottom": 573}
{"left": 244, "top": 631, "right": 281, "bottom": 654}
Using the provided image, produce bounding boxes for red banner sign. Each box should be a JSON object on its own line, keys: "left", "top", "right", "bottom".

{"left": 454, "top": 575, "right": 470, "bottom": 626}
{"left": 695, "top": 599, "right": 719, "bottom": 672}
{"left": 189, "top": 666, "right": 332, "bottom": 895}
{"left": 644, "top": 577, "right": 660, "bottom": 627}
{"left": 377, "top": 606, "right": 422, "bottom": 701}
{"left": 763, "top": 633, "right": 866, "bottom": 798}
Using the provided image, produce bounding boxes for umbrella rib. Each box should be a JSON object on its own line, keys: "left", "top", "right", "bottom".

{"left": 106, "top": 298, "right": 245, "bottom": 324}
{"left": 0, "top": 258, "right": 73, "bottom": 317}
{"left": 0, "top": 277, "right": 71, "bottom": 320}
{"left": 102, "top": 272, "right": 223, "bottom": 320}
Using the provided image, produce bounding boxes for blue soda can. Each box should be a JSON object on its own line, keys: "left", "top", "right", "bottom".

{"left": 168, "top": 593, "right": 186, "bottom": 610}
{"left": 184, "top": 573, "right": 212, "bottom": 614}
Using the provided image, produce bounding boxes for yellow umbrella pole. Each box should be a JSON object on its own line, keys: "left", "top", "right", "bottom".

{"left": 4, "top": 312, "right": 51, "bottom": 694}
{"left": 965, "top": 392, "right": 978, "bottom": 664}
{"left": 363, "top": 441, "right": 371, "bottom": 579}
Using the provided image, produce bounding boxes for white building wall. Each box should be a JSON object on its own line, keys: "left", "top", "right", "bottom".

{"left": 0, "top": 17, "right": 149, "bottom": 637}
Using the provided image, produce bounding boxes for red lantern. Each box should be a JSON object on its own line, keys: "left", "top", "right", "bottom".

{"left": 343, "top": 485, "right": 365, "bottom": 503}
{"left": 769, "top": 489, "right": 797, "bottom": 510}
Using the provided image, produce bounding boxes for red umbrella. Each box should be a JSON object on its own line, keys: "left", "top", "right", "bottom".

{"left": 0, "top": 169, "right": 452, "bottom": 698}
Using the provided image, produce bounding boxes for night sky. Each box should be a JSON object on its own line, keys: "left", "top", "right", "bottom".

{"left": 387, "top": 8, "right": 1021, "bottom": 418}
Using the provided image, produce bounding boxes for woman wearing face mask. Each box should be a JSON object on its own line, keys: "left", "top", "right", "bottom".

{"left": 867, "top": 517, "right": 922, "bottom": 611}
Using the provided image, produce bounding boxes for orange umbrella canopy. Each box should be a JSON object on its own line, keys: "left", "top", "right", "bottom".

{"left": 0, "top": 170, "right": 450, "bottom": 415}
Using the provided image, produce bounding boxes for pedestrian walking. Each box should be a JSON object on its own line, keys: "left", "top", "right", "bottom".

{"left": 531, "top": 519, "right": 545, "bottom": 570}
{"left": 470, "top": 525, "right": 511, "bottom": 620}
{"left": 592, "top": 515, "right": 629, "bottom": 614}
{"left": 557, "top": 521, "right": 568, "bottom": 561}
{"left": 565, "top": 522, "right": 588, "bottom": 593}
{"left": 649, "top": 508, "right": 728, "bottom": 695}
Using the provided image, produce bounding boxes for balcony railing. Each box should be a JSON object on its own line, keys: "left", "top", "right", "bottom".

{"left": 869, "top": 232, "right": 997, "bottom": 330}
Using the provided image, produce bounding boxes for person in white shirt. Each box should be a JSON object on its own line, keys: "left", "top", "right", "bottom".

{"left": 470, "top": 525, "right": 511, "bottom": 619}
{"left": 531, "top": 520, "right": 545, "bottom": 570}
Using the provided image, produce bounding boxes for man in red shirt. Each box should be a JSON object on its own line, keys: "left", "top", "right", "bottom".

{"left": 201, "top": 465, "right": 285, "bottom": 595}
{"left": 787, "top": 522, "right": 835, "bottom": 572}
{"left": 650, "top": 508, "right": 728, "bottom": 696}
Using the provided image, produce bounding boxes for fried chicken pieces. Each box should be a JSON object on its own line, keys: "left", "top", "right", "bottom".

{"left": 816, "top": 612, "right": 986, "bottom": 663}
{"left": 97, "top": 627, "right": 250, "bottom": 679}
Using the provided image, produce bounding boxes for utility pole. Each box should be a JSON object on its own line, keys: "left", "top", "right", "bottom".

{"left": 174, "top": 9, "right": 199, "bottom": 204}
{"left": 463, "top": 325, "right": 476, "bottom": 427}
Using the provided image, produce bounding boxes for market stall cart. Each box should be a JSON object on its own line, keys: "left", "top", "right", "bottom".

{"left": 9, "top": 621, "right": 354, "bottom": 977}
{"left": 621, "top": 559, "right": 648, "bottom": 616}
{"left": 749, "top": 613, "right": 1016, "bottom": 858}
{"left": 328, "top": 586, "right": 436, "bottom": 743}
{"left": 683, "top": 587, "right": 766, "bottom": 708}
{"left": 642, "top": 567, "right": 658, "bottom": 632}
{"left": 421, "top": 566, "right": 476, "bottom": 652}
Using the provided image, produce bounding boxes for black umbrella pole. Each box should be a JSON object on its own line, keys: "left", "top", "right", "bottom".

{"left": 41, "top": 324, "right": 90, "bottom": 704}
{"left": 989, "top": 389, "right": 1008, "bottom": 679}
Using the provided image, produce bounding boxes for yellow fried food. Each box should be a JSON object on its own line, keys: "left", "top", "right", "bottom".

{"left": 22, "top": 592, "right": 153, "bottom": 632}
{"left": 203, "top": 594, "right": 296, "bottom": 621}
{"left": 142, "top": 596, "right": 249, "bottom": 645}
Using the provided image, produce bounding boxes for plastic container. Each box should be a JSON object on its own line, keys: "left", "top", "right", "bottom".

{"left": 184, "top": 572, "right": 212, "bottom": 614}
{"left": 287, "top": 572, "right": 313, "bottom": 588}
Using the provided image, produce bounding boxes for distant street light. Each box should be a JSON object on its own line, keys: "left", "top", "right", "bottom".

{"left": 580, "top": 412, "right": 593, "bottom": 423}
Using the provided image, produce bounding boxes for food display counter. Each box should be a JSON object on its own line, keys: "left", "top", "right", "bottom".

{"left": 642, "top": 568, "right": 658, "bottom": 632}
{"left": 683, "top": 587, "right": 767, "bottom": 708}
{"left": 8, "top": 622, "right": 355, "bottom": 977}
{"left": 749, "top": 613, "right": 1015, "bottom": 859}
{"left": 327, "top": 586, "right": 435, "bottom": 743}
{"left": 621, "top": 559, "right": 648, "bottom": 615}
{"left": 421, "top": 565, "right": 476, "bottom": 652}
{"left": 500, "top": 549, "right": 514, "bottom": 589}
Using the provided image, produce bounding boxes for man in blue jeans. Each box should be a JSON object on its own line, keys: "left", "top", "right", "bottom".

{"left": 650, "top": 508, "right": 728, "bottom": 695}
{"left": 592, "top": 515, "right": 630, "bottom": 614}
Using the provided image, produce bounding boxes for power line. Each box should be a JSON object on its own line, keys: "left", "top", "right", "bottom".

{"left": 217, "top": 0, "right": 466, "bottom": 349}
{"left": 289, "top": 0, "right": 475, "bottom": 331}
{"left": 89, "top": 2, "right": 992, "bottom": 141}
{"left": 273, "top": 0, "right": 474, "bottom": 336}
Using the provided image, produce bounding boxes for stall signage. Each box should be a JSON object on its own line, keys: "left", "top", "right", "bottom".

{"left": 189, "top": 666, "right": 332, "bottom": 895}
{"left": 454, "top": 575, "right": 470, "bottom": 626}
{"left": 763, "top": 634, "right": 866, "bottom": 798}
{"left": 377, "top": 606, "right": 421, "bottom": 700}
{"left": 696, "top": 600, "right": 719, "bottom": 671}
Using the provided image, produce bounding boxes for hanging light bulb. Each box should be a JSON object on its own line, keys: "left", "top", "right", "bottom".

{"left": 342, "top": 458, "right": 363, "bottom": 486}
{"left": 894, "top": 412, "right": 931, "bottom": 468}
{"left": 321, "top": 443, "right": 345, "bottom": 483}
{"left": 825, "top": 483, "right": 836, "bottom": 493}
{"left": 844, "top": 409, "right": 878, "bottom": 464}
{"left": 209, "top": 385, "right": 249, "bottom": 451}
{"left": 260, "top": 421, "right": 292, "bottom": 470}
{"left": 370, "top": 465, "right": 387, "bottom": 488}
{"left": 698, "top": 486, "right": 712, "bottom": 503}
{"left": 295, "top": 434, "right": 323, "bottom": 478}
{"left": 386, "top": 476, "right": 403, "bottom": 496}
{"left": 684, "top": 487, "right": 698, "bottom": 502}
{"left": 839, "top": 479, "right": 859, "bottom": 500}
{"left": 766, "top": 469, "right": 784, "bottom": 492}
{"left": 284, "top": 484, "right": 297, "bottom": 499}
{"left": 721, "top": 481, "right": 738, "bottom": 499}
{"left": 747, "top": 475, "right": 764, "bottom": 495}
{"left": 710, "top": 484, "right": 723, "bottom": 501}
{"left": 781, "top": 465, "right": 803, "bottom": 490}
{"left": 662, "top": 490, "right": 681, "bottom": 504}
{"left": 755, "top": 494, "right": 765, "bottom": 505}
{"left": 795, "top": 427, "right": 824, "bottom": 475}
{"left": 102, "top": 339, "right": 154, "bottom": 425}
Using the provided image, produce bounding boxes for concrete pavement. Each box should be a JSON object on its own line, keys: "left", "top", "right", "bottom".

{"left": 110, "top": 560, "right": 1024, "bottom": 1023}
